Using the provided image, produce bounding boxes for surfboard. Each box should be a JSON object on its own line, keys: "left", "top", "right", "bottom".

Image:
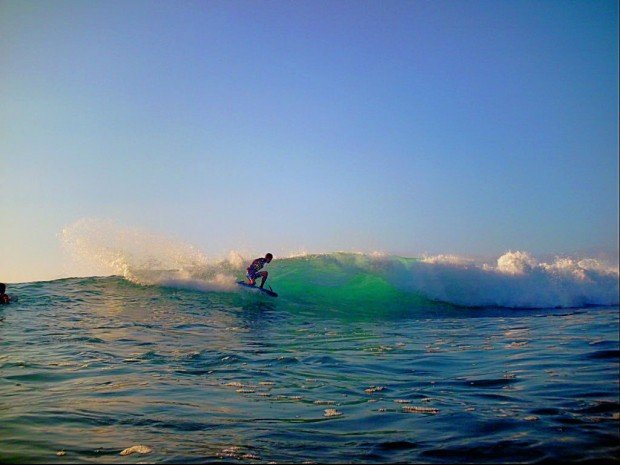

{"left": 236, "top": 281, "right": 278, "bottom": 297}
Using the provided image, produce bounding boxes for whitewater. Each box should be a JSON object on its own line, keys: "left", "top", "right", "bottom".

{"left": 1, "top": 219, "right": 618, "bottom": 463}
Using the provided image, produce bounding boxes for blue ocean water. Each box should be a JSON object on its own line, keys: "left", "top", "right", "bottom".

{"left": 1, "top": 251, "right": 619, "bottom": 463}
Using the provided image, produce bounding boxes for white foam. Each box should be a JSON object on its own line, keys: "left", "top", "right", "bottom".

{"left": 398, "top": 251, "right": 619, "bottom": 308}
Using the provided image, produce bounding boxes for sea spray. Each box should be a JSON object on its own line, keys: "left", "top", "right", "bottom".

{"left": 61, "top": 218, "right": 240, "bottom": 291}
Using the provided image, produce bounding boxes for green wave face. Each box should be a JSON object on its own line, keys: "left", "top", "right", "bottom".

{"left": 266, "top": 253, "right": 437, "bottom": 315}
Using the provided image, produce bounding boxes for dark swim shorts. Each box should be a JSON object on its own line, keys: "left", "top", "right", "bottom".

{"left": 246, "top": 268, "right": 261, "bottom": 280}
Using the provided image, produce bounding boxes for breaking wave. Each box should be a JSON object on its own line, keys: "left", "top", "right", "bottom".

{"left": 61, "top": 219, "right": 619, "bottom": 309}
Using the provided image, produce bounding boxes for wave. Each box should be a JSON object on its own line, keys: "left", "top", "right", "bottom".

{"left": 60, "top": 219, "right": 619, "bottom": 309}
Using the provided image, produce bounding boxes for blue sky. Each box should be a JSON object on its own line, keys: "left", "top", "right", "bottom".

{"left": 1, "top": 0, "right": 618, "bottom": 282}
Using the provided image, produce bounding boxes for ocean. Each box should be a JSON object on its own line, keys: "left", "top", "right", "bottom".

{"left": 1, "top": 250, "right": 619, "bottom": 463}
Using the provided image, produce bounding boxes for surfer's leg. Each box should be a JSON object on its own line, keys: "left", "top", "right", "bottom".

{"left": 259, "top": 271, "right": 268, "bottom": 288}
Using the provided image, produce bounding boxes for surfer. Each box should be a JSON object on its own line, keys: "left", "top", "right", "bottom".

{"left": 0, "top": 283, "right": 11, "bottom": 304}
{"left": 246, "top": 253, "right": 273, "bottom": 288}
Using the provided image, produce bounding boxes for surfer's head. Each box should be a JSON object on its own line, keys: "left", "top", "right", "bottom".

{"left": 265, "top": 253, "right": 273, "bottom": 262}
{"left": 0, "top": 283, "right": 5, "bottom": 294}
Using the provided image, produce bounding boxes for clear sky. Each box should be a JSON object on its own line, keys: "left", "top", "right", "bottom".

{"left": 1, "top": 0, "right": 618, "bottom": 283}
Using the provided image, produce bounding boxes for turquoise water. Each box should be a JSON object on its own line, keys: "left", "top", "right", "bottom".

{"left": 1, "top": 253, "right": 619, "bottom": 463}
